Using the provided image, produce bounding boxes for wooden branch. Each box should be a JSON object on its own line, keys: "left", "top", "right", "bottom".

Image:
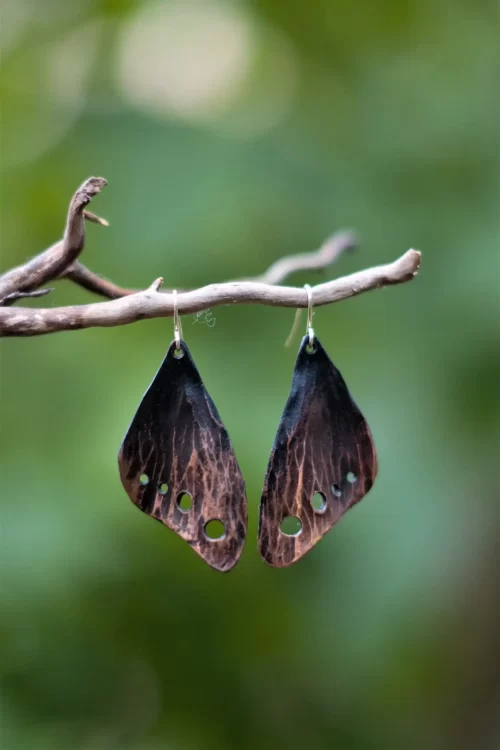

{"left": 63, "top": 262, "right": 137, "bottom": 299}
{"left": 61, "top": 231, "right": 358, "bottom": 300}
{"left": 250, "top": 230, "right": 357, "bottom": 284}
{"left": 0, "top": 177, "right": 107, "bottom": 303}
{"left": 0, "top": 249, "right": 421, "bottom": 337}
{"left": 0, "top": 175, "right": 421, "bottom": 338}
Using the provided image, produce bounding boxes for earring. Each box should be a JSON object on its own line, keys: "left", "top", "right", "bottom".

{"left": 258, "top": 285, "right": 378, "bottom": 567}
{"left": 118, "top": 291, "right": 247, "bottom": 572}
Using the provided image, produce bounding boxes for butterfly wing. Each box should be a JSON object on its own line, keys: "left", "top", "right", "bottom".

{"left": 259, "top": 335, "right": 377, "bottom": 567}
{"left": 119, "top": 340, "right": 247, "bottom": 572}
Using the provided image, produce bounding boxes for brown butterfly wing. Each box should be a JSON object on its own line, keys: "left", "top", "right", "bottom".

{"left": 118, "top": 340, "right": 247, "bottom": 572}
{"left": 258, "top": 335, "right": 377, "bottom": 567}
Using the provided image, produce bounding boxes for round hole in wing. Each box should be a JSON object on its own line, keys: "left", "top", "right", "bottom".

{"left": 177, "top": 492, "right": 193, "bottom": 512}
{"left": 312, "top": 491, "right": 326, "bottom": 512}
{"left": 205, "top": 519, "right": 225, "bottom": 540}
{"left": 280, "top": 515, "right": 302, "bottom": 536}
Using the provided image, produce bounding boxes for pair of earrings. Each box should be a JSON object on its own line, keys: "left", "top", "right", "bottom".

{"left": 118, "top": 287, "right": 378, "bottom": 572}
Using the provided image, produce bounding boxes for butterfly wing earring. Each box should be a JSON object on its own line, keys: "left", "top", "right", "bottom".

{"left": 118, "top": 291, "right": 247, "bottom": 572}
{"left": 259, "top": 285, "right": 378, "bottom": 567}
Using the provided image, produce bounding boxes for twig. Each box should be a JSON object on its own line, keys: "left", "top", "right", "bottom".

{"left": 0, "top": 249, "right": 421, "bottom": 337}
{"left": 2, "top": 288, "right": 54, "bottom": 307}
{"left": 251, "top": 231, "right": 357, "bottom": 285}
{"left": 82, "top": 210, "right": 109, "bottom": 227}
{"left": 0, "top": 177, "right": 107, "bottom": 303}
{"left": 63, "top": 262, "right": 137, "bottom": 298}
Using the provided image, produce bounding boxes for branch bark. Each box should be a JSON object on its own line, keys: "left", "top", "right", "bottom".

{"left": 0, "top": 249, "right": 421, "bottom": 337}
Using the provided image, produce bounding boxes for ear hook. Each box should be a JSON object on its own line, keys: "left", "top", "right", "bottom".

{"left": 304, "top": 284, "right": 314, "bottom": 346}
{"left": 173, "top": 289, "right": 183, "bottom": 349}
{"left": 284, "top": 284, "right": 315, "bottom": 348}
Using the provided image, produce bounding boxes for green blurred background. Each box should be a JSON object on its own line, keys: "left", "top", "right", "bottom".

{"left": 1, "top": 1, "right": 499, "bottom": 748}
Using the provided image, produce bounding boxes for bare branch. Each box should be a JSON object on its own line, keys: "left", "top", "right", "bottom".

{"left": 62, "top": 231, "right": 357, "bottom": 301}
{"left": 0, "top": 177, "right": 107, "bottom": 303}
{"left": 0, "top": 177, "right": 420, "bottom": 340}
{"left": 63, "top": 262, "right": 137, "bottom": 298}
{"left": 250, "top": 230, "right": 357, "bottom": 285}
{"left": 0, "top": 249, "right": 421, "bottom": 337}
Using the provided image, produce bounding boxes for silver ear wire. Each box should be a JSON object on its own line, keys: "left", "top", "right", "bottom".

{"left": 284, "top": 284, "right": 315, "bottom": 348}
{"left": 304, "top": 284, "right": 314, "bottom": 346}
{"left": 173, "top": 289, "right": 183, "bottom": 349}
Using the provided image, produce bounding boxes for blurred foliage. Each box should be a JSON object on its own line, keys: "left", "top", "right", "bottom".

{"left": 1, "top": 1, "right": 499, "bottom": 749}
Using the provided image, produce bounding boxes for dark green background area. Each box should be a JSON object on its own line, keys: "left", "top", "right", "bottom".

{"left": 1, "top": 1, "right": 499, "bottom": 749}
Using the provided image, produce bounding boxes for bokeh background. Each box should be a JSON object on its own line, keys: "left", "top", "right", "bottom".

{"left": 1, "top": 1, "right": 499, "bottom": 748}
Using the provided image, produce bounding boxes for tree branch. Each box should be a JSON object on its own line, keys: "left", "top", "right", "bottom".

{"left": 0, "top": 177, "right": 107, "bottom": 303}
{"left": 61, "top": 231, "right": 358, "bottom": 300}
{"left": 63, "top": 262, "right": 137, "bottom": 298}
{"left": 0, "top": 176, "right": 421, "bottom": 338}
{"left": 0, "top": 249, "right": 421, "bottom": 337}
{"left": 250, "top": 230, "right": 357, "bottom": 284}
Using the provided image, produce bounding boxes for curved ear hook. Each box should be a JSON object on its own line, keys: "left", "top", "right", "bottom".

{"left": 173, "top": 289, "right": 183, "bottom": 349}
{"left": 304, "top": 283, "right": 314, "bottom": 346}
{"left": 285, "top": 283, "right": 315, "bottom": 348}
